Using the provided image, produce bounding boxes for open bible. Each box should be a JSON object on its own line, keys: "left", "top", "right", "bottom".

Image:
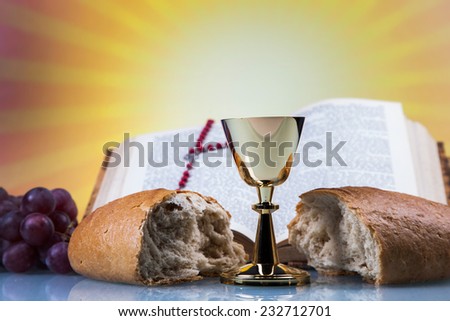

{"left": 86, "top": 98, "right": 450, "bottom": 262}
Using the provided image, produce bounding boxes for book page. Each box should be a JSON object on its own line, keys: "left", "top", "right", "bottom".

{"left": 93, "top": 98, "right": 420, "bottom": 244}
{"left": 406, "top": 120, "right": 447, "bottom": 203}
{"left": 292, "top": 98, "right": 418, "bottom": 197}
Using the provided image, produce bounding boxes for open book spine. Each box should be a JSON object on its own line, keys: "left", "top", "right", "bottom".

{"left": 438, "top": 142, "right": 450, "bottom": 205}
{"left": 84, "top": 148, "right": 114, "bottom": 217}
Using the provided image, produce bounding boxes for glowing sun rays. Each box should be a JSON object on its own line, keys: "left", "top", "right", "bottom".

{"left": 1, "top": 0, "right": 450, "bottom": 214}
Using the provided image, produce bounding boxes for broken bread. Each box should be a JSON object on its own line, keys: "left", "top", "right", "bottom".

{"left": 68, "top": 189, "right": 246, "bottom": 285}
{"left": 288, "top": 186, "right": 450, "bottom": 284}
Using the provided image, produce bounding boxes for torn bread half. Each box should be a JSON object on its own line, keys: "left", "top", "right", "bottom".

{"left": 68, "top": 189, "right": 246, "bottom": 285}
{"left": 288, "top": 186, "right": 450, "bottom": 284}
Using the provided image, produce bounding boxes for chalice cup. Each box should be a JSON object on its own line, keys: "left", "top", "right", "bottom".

{"left": 221, "top": 116, "right": 310, "bottom": 286}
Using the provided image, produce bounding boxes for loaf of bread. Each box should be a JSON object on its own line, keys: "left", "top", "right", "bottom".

{"left": 288, "top": 187, "right": 450, "bottom": 284}
{"left": 68, "top": 189, "right": 246, "bottom": 285}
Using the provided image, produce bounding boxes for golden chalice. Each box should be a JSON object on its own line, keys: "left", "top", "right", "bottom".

{"left": 221, "top": 116, "right": 309, "bottom": 286}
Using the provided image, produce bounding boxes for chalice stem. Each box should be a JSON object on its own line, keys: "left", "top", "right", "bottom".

{"left": 253, "top": 209, "right": 279, "bottom": 275}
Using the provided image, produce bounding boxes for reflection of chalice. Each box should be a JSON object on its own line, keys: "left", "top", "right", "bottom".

{"left": 221, "top": 117, "right": 309, "bottom": 286}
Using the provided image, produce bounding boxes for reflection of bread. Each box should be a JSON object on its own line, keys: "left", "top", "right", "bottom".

{"left": 288, "top": 187, "right": 450, "bottom": 285}
{"left": 68, "top": 189, "right": 246, "bottom": 286}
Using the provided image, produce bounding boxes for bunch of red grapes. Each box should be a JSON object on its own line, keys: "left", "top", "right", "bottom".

{"left": 0, "top": 187, "right": 77, "bottom": 274}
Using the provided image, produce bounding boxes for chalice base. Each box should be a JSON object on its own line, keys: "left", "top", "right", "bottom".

{"left": 220, "top": 262, "right": 310, "bottom": 286}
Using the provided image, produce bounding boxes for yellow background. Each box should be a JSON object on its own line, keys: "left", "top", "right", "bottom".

{"left": 1, "top": 0, "right": 449, "bottom": 216}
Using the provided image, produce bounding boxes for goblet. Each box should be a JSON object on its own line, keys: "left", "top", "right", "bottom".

{"left": 221, "top": 116, "right": 309, "bottom": 286}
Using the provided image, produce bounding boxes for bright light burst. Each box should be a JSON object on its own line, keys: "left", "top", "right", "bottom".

{"left": 0, "top": 0, "right": 449, "bottom": 213}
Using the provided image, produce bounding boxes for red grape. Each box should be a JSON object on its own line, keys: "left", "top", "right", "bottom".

{"left": 0, "top": 187, "right": 8, "bottom": 202}
{"left": 21, "top": 187, "right": 56, "bottom": 215}
{"left": 60, "top": 199, "right": 78, "bottom": 221}
{"left": 0, "top": 200, "right": 19, "bottom": 216}
{"left": 8, "top": 195, "right": 22, "bottom": 207}
{"left": 38, "top": 232, "right": 65, "bottom": 263}
{"left": 1, "top": 238, "right": 11, "bottom": 251}
{"left": 52, "top": 188, "right": 78, "bottom": 220}
{"left": 48, "top": 210, "right": 71, "bottom": 233}
{"left": 20, "top": 213, "right": 55, "bottom": 246}
{"left": 2, "top": 241, "right": 37, "bottom": 273}
{"left": 51, "top": 188, "right": 71, "bottom": 208}
{"left": 0, "top": 239, "right": 11, "bottom": 265}
{"left": 45, "top": 242, "right": 73, "bottom": 274}
{"left": 0, "top": 210, "right": 25, "bottom": 242}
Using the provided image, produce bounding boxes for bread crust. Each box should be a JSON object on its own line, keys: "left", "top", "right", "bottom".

{"left": 68, "top": 189, "right": 173, "bottom": 285}
{"left": 68, "top": 189, "right": 236, "bottom": 285}
{"left": 289, "top": 187, "right": 450, "bottom": 284}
